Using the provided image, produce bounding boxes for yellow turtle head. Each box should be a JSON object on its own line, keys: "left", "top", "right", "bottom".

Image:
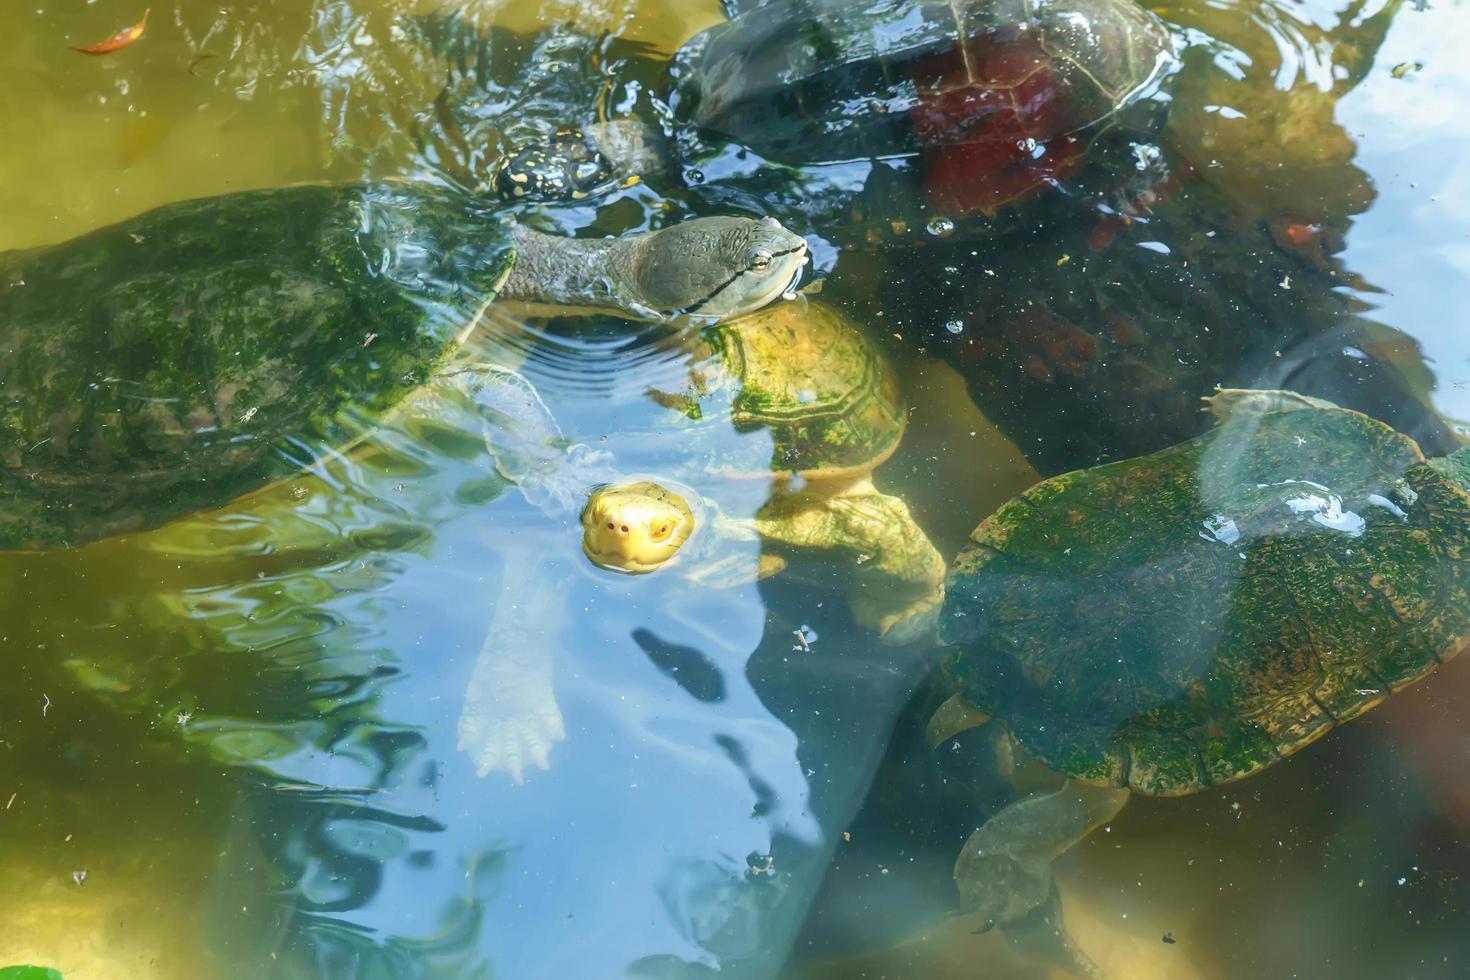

{"left": 581, "top": 479, "right": 696, "bottom": 574}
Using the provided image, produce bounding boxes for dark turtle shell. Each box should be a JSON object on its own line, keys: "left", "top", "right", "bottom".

{"left": 0, "top": 183, "right": 515, "bottom": 550}
{"left": 671, "top": 0, "right": 1176, "bottom": 231}
{"left": 941, "top": 404, "right": 1470, "bottom": 796}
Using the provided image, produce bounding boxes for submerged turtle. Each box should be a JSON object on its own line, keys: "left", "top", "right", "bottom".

{"left": 488, "top": 0, "right": 1178, "bottom": 248}
{"left": 931, "top": 388, "right": 1470, "bottom": 930}
{"left": 0, "top": 181, "right": 806, "bottom": 550}
{"left": 455, "top": 299, "right": 946, "bottom": 780}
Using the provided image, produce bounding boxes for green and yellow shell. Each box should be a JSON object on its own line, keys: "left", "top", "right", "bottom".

{"left": 649, "top": 300, "right": 905, "bottom": 480}
{"left": 942, "top": 404, "right": 1470, "bottom": 795}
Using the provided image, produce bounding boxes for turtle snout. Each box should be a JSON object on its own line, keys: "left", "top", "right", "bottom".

{"left": 580, "top": 482, "right": 696, "bottom": 574}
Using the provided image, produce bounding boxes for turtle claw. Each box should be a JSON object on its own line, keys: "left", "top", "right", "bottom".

{"left": 458, "top": 686, "right": 566, "bottom": 782}
{"left": 876, "top": 599, "right": 942, "bottom": 646}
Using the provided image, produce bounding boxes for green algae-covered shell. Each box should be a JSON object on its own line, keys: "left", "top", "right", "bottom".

{"left": 941, "top": 405, "right": 1470, "bottom": 796}
{"left": 0, "top": 183, "right": 515, "bottom": 550}
{"left": 650, "top": 301, "right": 905, "bottom": 480}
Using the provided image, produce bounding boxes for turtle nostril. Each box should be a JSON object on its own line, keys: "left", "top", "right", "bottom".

{"left": 621, "top": 525, "right": 630, "bottom": 533}
{"left": 606, "top": 522, "right": 615, "bottom": 530}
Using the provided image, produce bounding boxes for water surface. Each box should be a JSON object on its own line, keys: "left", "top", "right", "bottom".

{"left": 3, "top": 0, "right": 1470, "bottom": 977}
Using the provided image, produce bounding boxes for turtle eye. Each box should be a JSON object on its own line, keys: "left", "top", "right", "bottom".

{"left": 749, "top": 248, "right": 773, "bottom": 271}
{"left": 650, "top": 521, "right": 672, "bottom": 541}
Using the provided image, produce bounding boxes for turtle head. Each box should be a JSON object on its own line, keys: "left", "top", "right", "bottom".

{"left": 636, "top": 216, "right": 808, "bottom": 322}
{"left": 582, "top": 479, "right": 696, "bottom": 573}
{"left": 491, "top": 121, "right": 667, "bottom": 204}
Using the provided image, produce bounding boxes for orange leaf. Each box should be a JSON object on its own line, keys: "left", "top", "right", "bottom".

{"left": 73, "top": 9, "right": 149, "bottom": 55}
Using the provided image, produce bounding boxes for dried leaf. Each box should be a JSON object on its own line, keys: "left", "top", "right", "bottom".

{"left": 73, "top": 9, "right": 149, "bottom": 55}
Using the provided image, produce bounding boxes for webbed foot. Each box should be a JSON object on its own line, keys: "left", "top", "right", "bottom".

{"left": 457, "top": 685, "right": 565, "bottom": 783}
{"left": 955, "top": 781, "right": 1130, "bottom": 931}
{"left": 456, "top": 573, "right": 567, "bottom": 783}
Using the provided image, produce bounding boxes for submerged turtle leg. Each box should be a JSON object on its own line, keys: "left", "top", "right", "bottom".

{"left": 457, "top": 554, "right": 568, "bottom": 782}
{"left": 684, "top": 551, "right": 788, "bottom": 589}
{"left": 1202, "top": 387, "right": 1344, "bottom": 425}
{"left": 954, "top": 781, "right": 1130, "bottom": 932}
{"left": 925, "top": 692, "right": 993, "bottom": 747}
{"left": 753, "top": 477, "right": 946, "bottom": 642}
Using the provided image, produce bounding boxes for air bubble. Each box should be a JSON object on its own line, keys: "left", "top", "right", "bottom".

{"left": 925, "top": 216, "right": 956, "bottom": 238}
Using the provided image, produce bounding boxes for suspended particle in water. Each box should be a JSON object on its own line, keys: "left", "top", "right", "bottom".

{"left": 945, "top": 319, "right": 964, "bottom": 335}
{"left": 925, "top": 216, "right": 956, "bottom": 238}
{"left": 748, "top": 854, "right": 775, "bottom": 876}
{"left": 685, "top": 168, "right": 705, "bottom": 183}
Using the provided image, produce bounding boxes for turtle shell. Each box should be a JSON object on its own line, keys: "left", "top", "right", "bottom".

{"left": 941, "top": 404, "right": 1470, "bottom": 796}
{"left": 0, "top": 183, "right": 515, "bottom": 550}
{"left": 644, "top": 301, "right": 905, "bottom": 480}
{"left": 672, "top": 0, "right": 1176, "bottom": 223}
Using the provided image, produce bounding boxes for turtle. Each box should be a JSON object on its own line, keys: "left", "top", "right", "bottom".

{"left": 483, "top": 0, "right": 1179, "bottom": 250}
{"left": 454, "top": 298, "right": 947, "bottom": 780}
{"left": 927, "top": 388, "right": 1470, "bottom": 934}
{"left": 0, "top": 180, "right": 807, "bottom": 551}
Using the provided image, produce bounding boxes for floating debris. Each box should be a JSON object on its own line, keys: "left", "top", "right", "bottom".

{"left": 73, "top": 9, "right": 149, "bottom": 55}
{"left": 792, "top": 625, "right": 818, "bottom": 652}
{"left": 72, "top": 870, "right": 88, "bottom": 886}
{"left": 1162, "top": 932, "right": 1177, "bottom": 945}
{"left": 1391, "top": 61, "right": 1424, "bottom": 79}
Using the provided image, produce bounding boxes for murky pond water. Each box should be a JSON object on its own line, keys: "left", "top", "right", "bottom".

{"left": 4, "top": 0, "right": 1470, "bottom": 977}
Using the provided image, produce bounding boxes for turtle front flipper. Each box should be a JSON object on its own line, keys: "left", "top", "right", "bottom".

{"left": 754, "top": 478, "right": 946, "bottom": 643}
{"left": 457, "top": 555, "right": 568, "bottom": 782}
{"left": 954, "top": 781, "right": 1130, "bottom": 931}
{"left": 1201, "top": 387, "right": 1344, "bottom": 425}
